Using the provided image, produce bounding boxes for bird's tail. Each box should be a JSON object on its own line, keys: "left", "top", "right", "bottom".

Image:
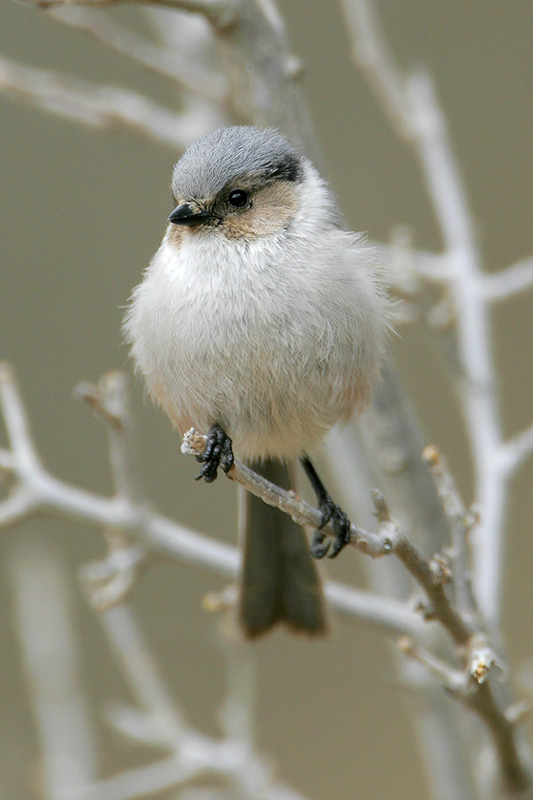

{"left": 237, "top": 460, "right": 328, "bottom": 638}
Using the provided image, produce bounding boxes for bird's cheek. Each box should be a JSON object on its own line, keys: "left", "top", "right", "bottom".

{"left": 164, "top": 224, "right": 186, "bottom": 249}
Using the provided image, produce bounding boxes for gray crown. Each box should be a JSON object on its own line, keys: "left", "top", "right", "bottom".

{"left": 171, "top": 126, "right": 303, "bottom": 200}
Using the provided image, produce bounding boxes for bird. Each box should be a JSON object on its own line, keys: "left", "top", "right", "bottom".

{"left": 124, "top": 125, "right": 389, "bottom": 638}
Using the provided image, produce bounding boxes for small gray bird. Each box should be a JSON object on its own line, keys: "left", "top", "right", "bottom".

{"left": 124, "top": 126, "right": 389, "bottom": 637}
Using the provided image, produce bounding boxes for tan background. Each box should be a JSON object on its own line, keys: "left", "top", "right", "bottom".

{"left": 1, "top": 1, "right": 532, "bottom": 798}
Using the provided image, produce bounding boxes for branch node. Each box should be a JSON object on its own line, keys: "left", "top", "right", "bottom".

{"left": 73, "top": 378, "right": 122, "bottom": 429}
{"left": 467, "top": 636, "right": 499, "bottom": 685}
{"left": 79, "top": 534, "right": 148, "bottom": 611}
{"left": 371, "top": 488, "right": 391, "bottom": 523}
{"left": 429, "top": 552, "right": 453, "bottom": 585}
{"left": 181, "top": 427, "right": 206, "bottom": 457}
{"left": 505, "top": 701, "right": 530, "bottom": 726}
{"left": 203, "top": 584, "right": 237, "bottom": 614}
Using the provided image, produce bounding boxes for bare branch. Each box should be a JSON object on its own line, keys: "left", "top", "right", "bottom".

{"left": 181, "top": 428, "right": 390, "bottom": 558}
{"left": 184, "top": 430, "right": 533, "bottom": 793}
{"left": 498, "top": 422, "right": 533, "bottom": 478}
{"left": 0, "top": 363, "right": 421, "bottom": 636}
{"left": 28, "top": 0, "right": 240, "bottom": 28}
{"left": 74, "top": 373, "right": 145, "bottom": 506}
{"left": 94, "top": 604, "right": 310, "bottom": 800}
{"left": 399, "top": 637, "right": 470, "bottom": 694}
{"left": 423, "top": 446, "right": 477, "bottom": 621}
{"left": 183, "top": 429, "right": 474, "bottom": 645}
{"left": 341, "top": 0, "right": 512, "bottom": 632}
{"left": 0, "top": 55, "right": 215, "bottom": 147}
{"left": 6, "top": 541, "right": 98, "bottom": 798}
{"left": 339, "top": 0, "right": 413, "bottom": 140}
{"left": 0, "top": 362, "right": 42, "bottom": 472}
{"left": 96, "top": 604, "right": 191, "bottom": 748}
{"left": 482, "top": 258, "right": 533, "bottom": 303}
{"left": 48, "top": 6, "right": 228, "bottom": 102}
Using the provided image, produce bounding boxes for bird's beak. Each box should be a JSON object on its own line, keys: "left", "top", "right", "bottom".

{"left": 168, "top": 203, "right": 217, "bottom": 227}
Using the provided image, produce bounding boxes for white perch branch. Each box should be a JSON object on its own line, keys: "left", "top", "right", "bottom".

{"left": 0, "top": 55, "right": 216, "bottom": 148}
{"left": 0, "top": 363, "right": 423, "bottom": 637}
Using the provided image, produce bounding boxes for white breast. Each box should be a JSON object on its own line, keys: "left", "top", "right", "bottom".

{"left": 124, "top": 222, "right": 387, "bottom": 461}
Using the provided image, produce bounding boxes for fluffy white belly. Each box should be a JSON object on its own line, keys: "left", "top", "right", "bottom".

{"left": 125, "top": 231, "right": 382, "bottom": 461}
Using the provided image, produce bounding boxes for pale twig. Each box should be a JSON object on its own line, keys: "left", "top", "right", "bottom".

{"left": 498, "top": 422, "right": 533, "bottom": 478}
{"left": 0, "top": 363, "right": 421, "bottom": 636}
{"left": 339, "top": 0, "right": 413, "bottom": 140}
{"left": 74, "top": 373, "right": 150, "bottom": 608}
{"left": 482, "top": 258, "right": 533, "bottom": 302}
{"left": 58, "top": 757, "right": 207, "bottom": 800}
{"left": 60, "top": 755, "right": 308, "bottom": 800}
{"left": 95, "top": 604, "right": 309, "bottom": 800}
{"left": 422, "top": 446, "right": 477, "bottom": 622}
{"left": 74, "top": 373, "right": 145, "bottom": 507}
{"left": 374, "top": 235, "right": 451, "bottom": 286}
{"left": 6, "top": 541, "right": 98, "bottom": 799}
{"left": 103, "top": 702, "right": 168, "bottom": 746}
{"left": 0, "top": 362, "right": 42, "bottom": 473}
{"left": 341, "top": 0, "right": 517, "bottom": 634}
{"left": 217, "top": 624, "right": 256, "bottom": 746}
{"left": 183, "top": 429, "right": 474, "bottom": 645}
{"left": 28, "top": 0, "right": 240, "bottom": 27}
{"left": 399, "top": 637, "right": 470, "bottom": 695}
{"left": 0, "top": 55, "right": 214, "bottom": 148}
{"left": 181, "top": 429, "right": 391, "bottom": 559}
{"left": 185, "top": 430, "right": 533, "bottom": 794}
{"left": 48, "top": 6, "right": 228, "bottom": 102}
{"left": 96, "top": 604, "right": 191, "bottom": 748}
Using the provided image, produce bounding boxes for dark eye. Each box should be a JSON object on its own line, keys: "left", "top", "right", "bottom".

{"left": 227, "top": 189, "right": 249, "bottom": 208}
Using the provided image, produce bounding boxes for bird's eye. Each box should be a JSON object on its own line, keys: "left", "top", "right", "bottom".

{"left": 227, "top": 189, "right": 249, "bottom": 208}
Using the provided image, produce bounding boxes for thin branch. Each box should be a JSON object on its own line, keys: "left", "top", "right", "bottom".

{"left": 95, "top": 604, "right": 310, "bottom": 800}
{"left": 341, "top": 0, "right": 509, "bottom": 634}
{"left": 0, "top": 55, "right": 215, "bottom": 148}
{"left": 0, "top": 486, "right": 39, "bottom": 526}
{"left": 48, "top": 6, "right": 228, "bottom": 102}
{"left": 498, "top": 422, "right": 533, "bottom": 478}
{"left": 96, "top": 604, "right": 191, "bottom": 748}
{"left": 29, "top": 0, "right": 240, "bottom": 28}
{"left": 183, "top": 429, "right": 473, "bottom": 646}
{"left": 59, "top": 756, "right": 203, "bottom": 800}
{"left": 74, "top": 373, "right": 145, "bottom": 507}
{"left": 423, "top": 446, "right": 477, "bottom": 621}
{"left": 339, "top": 0, "right": 413, "bottom": 140}
{"left": 399, "top": 637, "right": 470, "bottom": 694}
{"left": 181, "top": 429, "right": 390, "bottom": 559}
{"left": 185, "top": 430, "right": 533, "bottom": 794}
{"left": 482, "top": 258, "right": 533, "bottom": 303}
{"left": 0, "top": 362, "right": 42, "bottom": 472}
{"left": 6, "top": 541, "right": 98, "bottom": 798}
{"left": 0, "top": 363, "right": 421, "bottom": 636}
{"left": 374, "top": 237, "right": 452, "bottom": 286}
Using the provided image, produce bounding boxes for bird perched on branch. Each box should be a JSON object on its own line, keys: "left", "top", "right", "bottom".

{"left": 124, "top": 126, "right": 389, "bottom": 637}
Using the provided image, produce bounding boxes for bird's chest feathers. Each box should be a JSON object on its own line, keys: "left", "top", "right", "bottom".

{"left": 146, "top": 236, "right": 293, "bottom": 359}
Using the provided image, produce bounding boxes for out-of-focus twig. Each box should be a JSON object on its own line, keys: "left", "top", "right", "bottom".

{"left": 0, "top": 362, "right": 423, "bottom": 636}
{"left": 341, "top": 0, "right": 533, "bottom": 634}
{"left": 6, "top": 540, "right": 98, "bottom": 799}
{"left": 48, "top": 6, "right": 228, "bottom": 102}
{"left": 0, "top": 55, "right": 218, "bottom": 148}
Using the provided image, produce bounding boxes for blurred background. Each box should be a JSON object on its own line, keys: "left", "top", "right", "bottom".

{"left": 1, "top": 1, "right": 532, "bottom": 798}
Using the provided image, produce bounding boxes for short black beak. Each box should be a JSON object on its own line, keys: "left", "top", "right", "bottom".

{"left": 168, "top": 203, "right": 217, "bottom": 227}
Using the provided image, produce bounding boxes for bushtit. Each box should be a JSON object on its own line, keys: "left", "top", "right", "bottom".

{"left": 124, "top": 126, "right": 389, "bottom": 637}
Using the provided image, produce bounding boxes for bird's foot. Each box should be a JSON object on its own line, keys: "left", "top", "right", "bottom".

{"left": 310, "top": 500, "right": 352, "bottom": 560}
{"left": 195, "top": 424, "right": 234, "bottom": 483}
{"left": 300, "top": 456, "right": 352, "bottom": 560}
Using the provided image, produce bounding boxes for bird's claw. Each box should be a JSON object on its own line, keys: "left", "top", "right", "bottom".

{"left": 310, "top": 531, "right": 331, "bottom": 559}
{"left": 195, "top": 424, "right": 234, "bottom": 483}
{"left": 310, "top": 501, "right": 351, "bottom": 560}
